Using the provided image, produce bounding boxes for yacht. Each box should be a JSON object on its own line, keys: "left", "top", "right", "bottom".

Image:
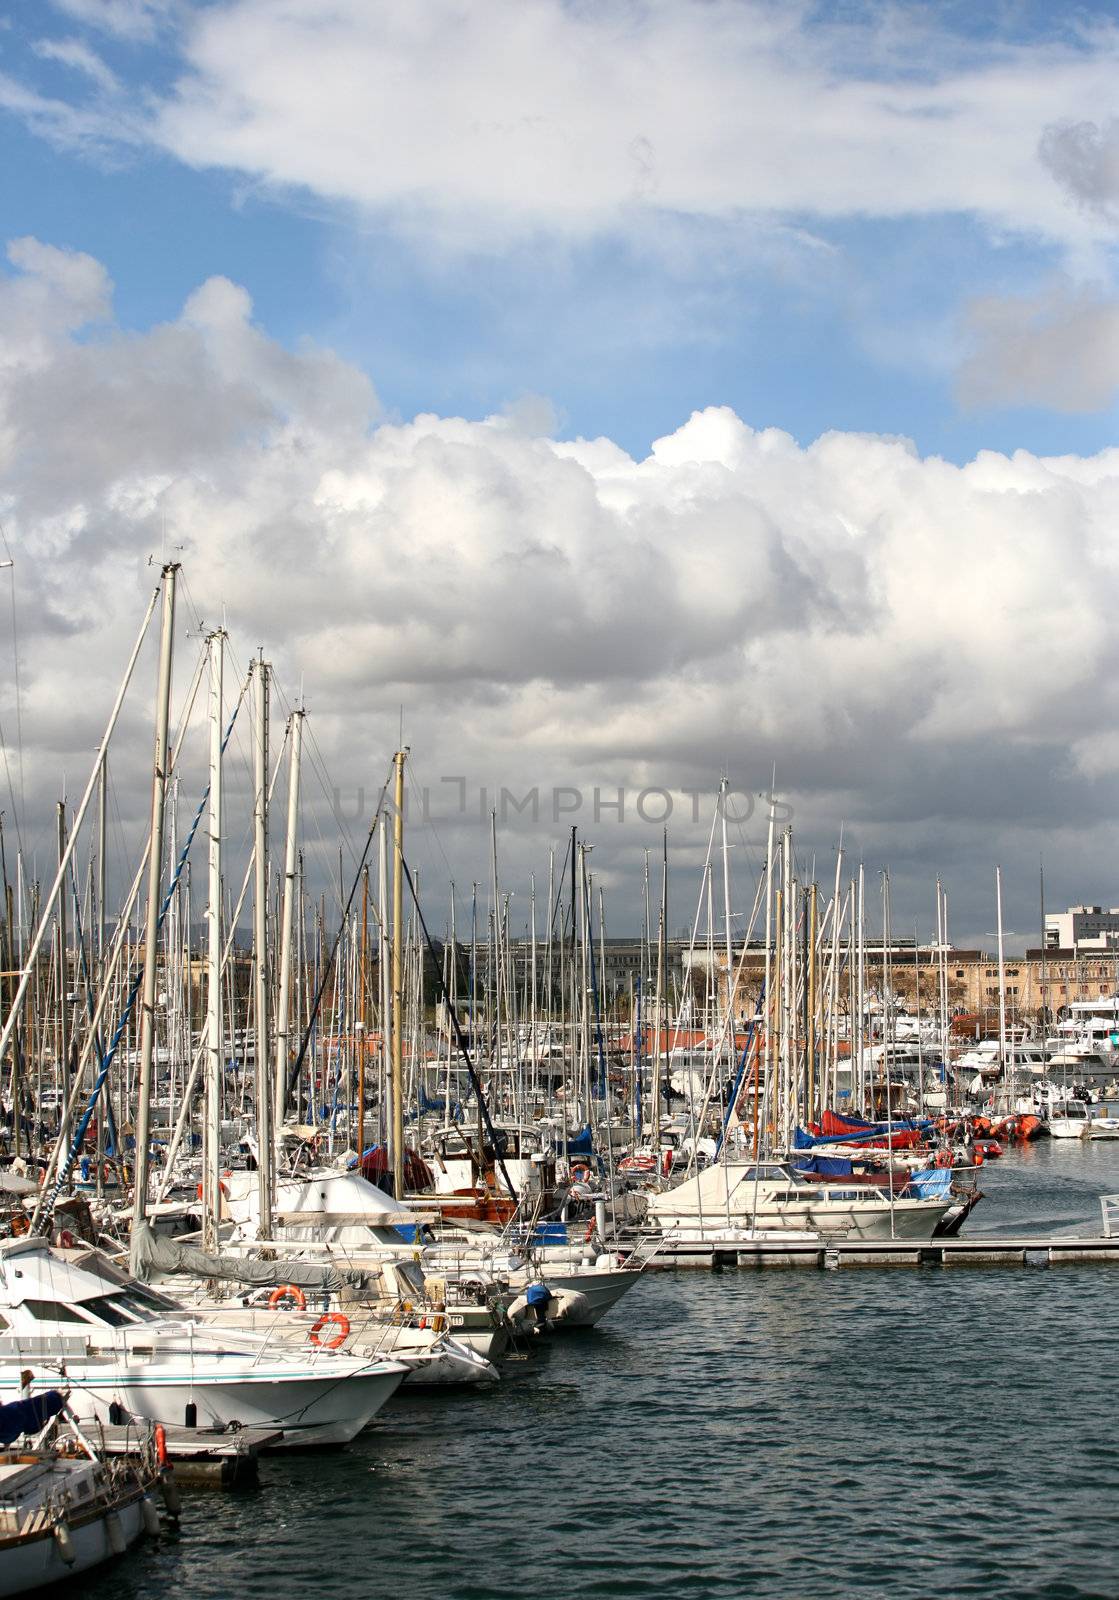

{"left": 646, "top": 1160, "right": 957, "bottom": 1240}
{"left": 0, "top": 1237, "right": 407, "bottom": 1447}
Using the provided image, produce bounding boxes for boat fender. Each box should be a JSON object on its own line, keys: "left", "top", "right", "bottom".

{"left": 55, "top": 1521, "right": 76, "bottom": 1564}
{"left": 106, "top": 1510, "right": 127, "bottom": 1556}
{"left": 154, "top": 1424, "right": 169, "bottom": 1468}
{"left": 142, "top": 1497, "right": 162, "bottom": 1537}
{"left": 269, "top": 1284, "right": 307, "bottom": 1311}
{"left": 308, "top": 1312, "right": 350, "bottom": 1350}
{"left": 159, "top": 1472, "right": 181, "bottom": 1519}
{"left": 548, "top": 1288, "right": 591, "bottom": 1322}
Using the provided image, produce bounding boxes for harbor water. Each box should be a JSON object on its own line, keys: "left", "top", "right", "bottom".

{"left": 84, "top": 1139, "right": 1119, "bottom": 1600}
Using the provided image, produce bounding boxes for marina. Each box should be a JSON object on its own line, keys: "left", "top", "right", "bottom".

{"left": 71, "top": 1141, "right": 1119, "bottom": 1600}
{"left": 2, "top": 4, "right": 1119, "bottom": 1594}
{"left": 0, "top": 577, "right": 1117, "bottom": 1597}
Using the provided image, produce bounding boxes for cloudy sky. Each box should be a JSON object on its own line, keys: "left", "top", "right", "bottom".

{"left": 1, "top": 0, "right": 1118, "bottom": 952}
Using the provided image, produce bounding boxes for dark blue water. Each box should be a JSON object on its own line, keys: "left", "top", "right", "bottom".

{"left": 84, "top": 1141, "right": 1119, "bottom": 1600}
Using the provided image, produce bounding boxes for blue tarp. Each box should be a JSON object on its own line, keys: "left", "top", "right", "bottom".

{"left": 0, "top": 1391, "right": 64, "bottom": 1445}
{"left": 793, "top": 1154, "right": 857, "bottom": 1176}
{"left": 906, "top": 1167, "right": 954, "bottom": 1200}
{"left": 566, "top": 1124, "right": 594, "bottom": 1156}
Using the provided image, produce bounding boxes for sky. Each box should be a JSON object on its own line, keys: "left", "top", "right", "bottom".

{"left": 1, "top": 0, "right": 1118, "bottom": 953}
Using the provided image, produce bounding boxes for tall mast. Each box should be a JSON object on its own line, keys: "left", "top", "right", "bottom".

{"left": 202, "top": 628, "right": 225, "bottom": 1255}
{"left": 273, "top": 706, "right": 303, "bottom": 1176}
{"left": 94, "top": 750, "right": 108, "bottom": 1184}
{"left": 358, "top": 864, "right": 369, "bottom": 1159}
{"left": 252, "top": 657, "right": 272, "bottom": 1236}
{"left": 390, "top": 749, "right": 406, "bottom": 1199}
{"left": 55, "top": 803, "right": 71, "bottom": 1165}
{"left": 129, "top": 563, "right": 177, "bottom": 1262}
{"left": 651, "top": 827, "right": 667, "bottom": 1139}
{"left": 720, "top": 777, "right": 734, "bottom": 1082}
{"left": 996, "top": 864, "right": 1007, "bottom": 1074}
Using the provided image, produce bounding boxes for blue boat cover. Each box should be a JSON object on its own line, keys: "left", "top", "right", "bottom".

{"left": 0, "top": 1390, "right": 64, "bottom": 1445}
{"left": 793, "top": 1155, "right": 856, "bottom": 1176}
{"left": 905, "top": 1167, "right": 954, "bottom": 1199}
{"left": 565, "top": 1124, "right": 594, "bottom": 1156}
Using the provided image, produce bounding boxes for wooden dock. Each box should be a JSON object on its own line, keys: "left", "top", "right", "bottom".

{"left": 641, "top": 1233, "right": 1119, "bottom": 1271}
{"left": 96, "top": 1424, "right": 281, "bottom": 1486}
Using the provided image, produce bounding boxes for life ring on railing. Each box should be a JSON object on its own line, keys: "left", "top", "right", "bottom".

{"left": 569, "top": 1163, "right": 592, "bottom": 1183}
{"left": 308, "top": 1312, "right": 350, "bottom": 1350}
{"left": 935, "top": 1148, "right": 953, "bottom": 1169}
{"left": 268, "top": 1284, "right": 307, "bottom": 1311}
{"left": 584, "top": 1219, "right": 597, "bottom": 1243}
{"left": 195, "top": 1180, "right": 230, "bottom": 1201}
{"left": 10, "top": 1214, "right": 28, "bottom": 1237}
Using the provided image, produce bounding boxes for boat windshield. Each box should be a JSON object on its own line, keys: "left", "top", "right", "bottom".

{"left": 74, "top": 1294, "right": 158, "bottom": 1327}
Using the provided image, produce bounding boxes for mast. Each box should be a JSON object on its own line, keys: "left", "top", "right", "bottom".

{"left": 358, "top": 863, "right": 369, "bottom": 1160}
{"left": 720, "top": 777, "right": 734, "bottom": 1084}
{"left": 94, "top": 751, "right": 108, "bottom": 1184}
{"left": 55, "top": 803, "right": 71, "bottom": 1165}
{"left": 252, "top": 657, "right": 272, "bottom": 1236}
{"left": 273, "top": 706, "right": 303, "bottom": 1175}
{"left": 129, "top": 563, "right": 177, "bottom": 1262}
{"left": 650, "top": 827, "right": 667, "bottom": 1139}
{"left": 390, "top": 749, "right": 406, "bottom": 1199}
{"left": 996, "top": 864, "right": 1007, "bottom": 1076}
{"left": 202, "top": 629, "right": 225, "bottom": 1255}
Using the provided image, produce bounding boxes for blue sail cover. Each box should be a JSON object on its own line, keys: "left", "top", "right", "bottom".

{"left": 566, "top": 1124, "right": 594, "bottom": 1156}
{"left": 0, "top": 1390, "right": 64, "bottom": 1445}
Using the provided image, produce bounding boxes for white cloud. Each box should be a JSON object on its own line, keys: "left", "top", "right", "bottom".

{"left": 138, "top": 0, "right": 1119, "bottom": 253}
{"left": 49, "top": 0, "right": 173, "bottom": 43}
{"left": 3, "top": 236, "right": 1119, "bottom": 950}
{"left": 32, "top": 36, "right": 119, "bottom": 94}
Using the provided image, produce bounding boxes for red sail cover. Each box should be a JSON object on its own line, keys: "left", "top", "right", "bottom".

{"left": 819, "top": 1109, "right": 922, "bottom": 1149}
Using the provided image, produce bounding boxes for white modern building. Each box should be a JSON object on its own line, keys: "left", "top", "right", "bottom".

{"left": 1044, "top": 905, "right": 1119, "bottom": 952}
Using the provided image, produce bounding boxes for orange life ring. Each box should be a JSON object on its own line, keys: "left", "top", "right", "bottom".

{"left": 308, "top": 1312, "right": 350, "bottom": 1350}
{"left": 268, "top": 1284, "right": 307, "bottom": 1311}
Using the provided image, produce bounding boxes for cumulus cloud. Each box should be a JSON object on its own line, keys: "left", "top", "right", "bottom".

{"left": 958, "top": 280, "right": 1119, "bottom": 412}
{"left": 2, "top": 237, "right": 1118, "bottom": 940}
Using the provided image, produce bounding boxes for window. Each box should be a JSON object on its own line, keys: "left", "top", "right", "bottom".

{"left": 75, "top": 1296, "right": 136, "bottom": 1328}
{"left": 22, "top": 1300, "right": 87, "bottom": 1324}
{"left": 126, "top": 1285, "right": 176, "bottom": 1314}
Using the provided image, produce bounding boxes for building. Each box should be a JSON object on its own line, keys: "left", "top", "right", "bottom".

{"left": 1044, "top": 905, "right": 1119, "bottom": 952}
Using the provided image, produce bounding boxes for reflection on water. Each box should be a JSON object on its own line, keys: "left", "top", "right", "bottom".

{"left": 83, "top": 1141, "right": 1119, "bottom": 1600}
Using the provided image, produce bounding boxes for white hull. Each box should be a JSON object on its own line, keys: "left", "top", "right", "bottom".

{"left": 529, "top": 1267, "right": 642, "bottom": 1327}
{"left": 0, "top": 1360, "right": 405, "bottom": 1448}
{"left": 0, "top": 1489, "right": 146, "bottom": 1597}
